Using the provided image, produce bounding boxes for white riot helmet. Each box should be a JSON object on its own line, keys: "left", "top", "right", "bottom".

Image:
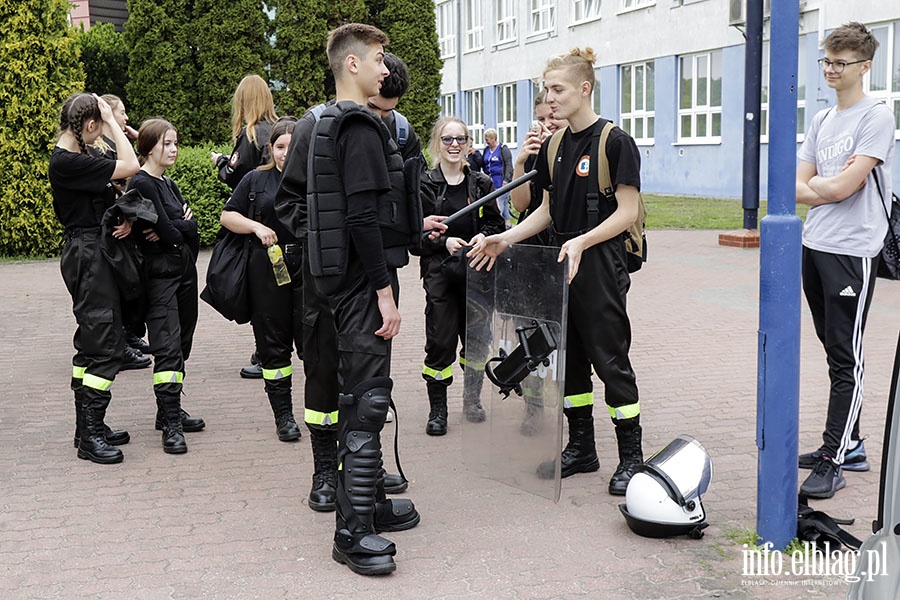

{"left": 619, "top": 435, "right": 712, "bottom": 539}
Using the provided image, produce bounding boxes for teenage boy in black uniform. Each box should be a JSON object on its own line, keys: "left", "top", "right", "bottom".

{"left": 470, "top": 47, "right": 645, "bottom": 496}
{"left": 304, "top": 23, "right": 423, "bottom": 576}
{"left": 275, "top": 53, "right": 436, "bottom": 513}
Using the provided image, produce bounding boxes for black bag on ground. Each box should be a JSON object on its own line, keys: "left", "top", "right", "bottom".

{"left": 200, "top": 228, "right": 251, "bottom": 324}
{"left": 796, "top": 495, "right": 862, "bottom": 552}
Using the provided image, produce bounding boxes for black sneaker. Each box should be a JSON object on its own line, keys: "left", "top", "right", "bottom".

{"left": 240, "top": 363, "right": 263, "bottom": 379}
{"left": 800, "top": 455, "right": 846, "bottom": 499}
{"left": 799, "top": 441, "right": 869, "bottom": 472}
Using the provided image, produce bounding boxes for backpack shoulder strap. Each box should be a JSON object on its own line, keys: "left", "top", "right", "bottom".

{"left": 308, "top": 103, "right": 327, "bottom": 122}
{"left": 546, "top": 127, "right": 567, "bottom": 183}
{"left": 394, "top": 111, "right": 409, "bottom": 149}
{"left": 597, "top": 120, "right": 616, "bottom": 196}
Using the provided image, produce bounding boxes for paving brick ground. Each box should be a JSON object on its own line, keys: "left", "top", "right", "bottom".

{"left": 1, "top": 230, "right": 898, "bottom": 599}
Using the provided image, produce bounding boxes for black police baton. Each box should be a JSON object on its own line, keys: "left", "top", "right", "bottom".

{"left": 424, "top": 170, "right": 538, "bottom": 236}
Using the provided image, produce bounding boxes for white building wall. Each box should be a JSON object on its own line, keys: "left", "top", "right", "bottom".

{"left": 436, "top": 0, "right": 900, "bottom": 197}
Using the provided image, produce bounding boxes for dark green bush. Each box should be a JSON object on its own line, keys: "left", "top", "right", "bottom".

{"left": 0, "top": 0, "right": 84, "bottom": 257}
{"left": 166, "top": 144, "right": 232, "bottom": 247}
{"left": 77, "top": 22, "right": 129, "bottom": 105}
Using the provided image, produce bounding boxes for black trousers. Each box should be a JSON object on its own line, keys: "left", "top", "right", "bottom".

{"left": 558, "top": 234, "right": 639, "bottom": 419}
{"left": 301, "top": 251, "right": 341, "bottom": 425}
{"left": 248, "top": 245, "right": 302, "bottom": 372}
{"left": 144, "top": 246, "right": 198, "bottom": 400}
{"left": 421, "top": 255, "right": 467, "bottom": 383}
{"left": 320, "top": 255, "right": 398, "bottom": 395}
{"left": 60, "top": 228, "right": 124, "bottom": 409}
{"left": 802, "top": 247, "right": 878, "bottom": 464}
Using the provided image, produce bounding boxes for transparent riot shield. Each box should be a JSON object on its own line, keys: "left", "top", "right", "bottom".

{"left": 463, "top": 244, "right": 567, "bottom": 502}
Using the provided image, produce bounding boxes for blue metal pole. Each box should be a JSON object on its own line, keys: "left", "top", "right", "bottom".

{"left": 756, "top": 0, "right": 801, "bottom": 550}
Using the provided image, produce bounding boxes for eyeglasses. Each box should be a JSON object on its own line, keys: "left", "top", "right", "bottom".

{"left": 440, "top": 135, "right": 469, "bottom": 145}
{"left": 817, "top": 58, "right": 868, "bottom": 73}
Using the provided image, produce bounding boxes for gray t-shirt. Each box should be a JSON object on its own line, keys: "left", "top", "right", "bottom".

{"left": 798, "top": 96, "right": 894, "bottom": 258}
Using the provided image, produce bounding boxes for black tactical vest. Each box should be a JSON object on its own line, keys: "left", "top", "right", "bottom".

{"left": 306, "top": 101, "right": 422, "bottom": 290}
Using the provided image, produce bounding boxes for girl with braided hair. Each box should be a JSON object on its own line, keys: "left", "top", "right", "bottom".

{"left": 49, "top": 92, "right": 140, "bottom": 464}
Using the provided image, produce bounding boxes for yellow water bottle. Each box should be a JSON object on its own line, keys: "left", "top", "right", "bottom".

{"left": 267, "top": 244, "right": 291, "bottom": 286}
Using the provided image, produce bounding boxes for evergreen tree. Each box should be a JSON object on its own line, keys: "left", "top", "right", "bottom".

{"left": 0, "top": 0, "right": 84, "bottom": 256}
{"left": 125, "top": 0, "right": 198, "bottom": 141}
{"left": 191, "top": 0, "right": 269, "bottom": 142}
{"left": 270, "top": 0, "right": 366, "bottom": 116}
{"left": 77, "top": 22, "right": 130, "bottom": 104}
{"left": 378, "top": 0, "right": 442, "bottom": 142}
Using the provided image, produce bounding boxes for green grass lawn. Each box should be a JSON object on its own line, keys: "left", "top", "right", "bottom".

{"left": 645, "top": 194, "right": 810, "bottom": 230}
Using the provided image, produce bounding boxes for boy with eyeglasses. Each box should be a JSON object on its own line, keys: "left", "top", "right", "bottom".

{"left": 796, "top": 21, "right": 895, "bottom": 498}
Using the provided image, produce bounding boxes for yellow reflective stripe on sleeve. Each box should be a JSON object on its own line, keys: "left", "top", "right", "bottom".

{"left": 82, "top": 373, "right": 113, "bottom": 391}
{"left": 153, "top": 371, "right": 184, "bottom": 385}
{"left": 304, "top": 408, "right": 339, "bottom": 427}
{"left": 608, "top": 402, "right": 641, "bottom": 420}
{"left": 563, "top": 392, "right": 594, "bottom": 409}
{"left": 72, "top": 366, "right": 86, "bottom": 380}
{"left": 422, "top": 364, "right": 453, "bottom": 381}
{"left": 262, "top": 365, "right": 293, "bottom": 380}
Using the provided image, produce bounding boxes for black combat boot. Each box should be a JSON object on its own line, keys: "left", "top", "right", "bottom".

{"left": 73, "top": 384, "right": 129, "bottom": 447}
{"left": 425, "top": 380, "right": 448, "bottom": 436}
{"left": 332, "top": 378, "right": 397, "bottom": 576}
{"left": 268, "top": 393, "right": 301, "bottom": 442}
{"left": 462, "top": 367, "right": 486, "bottom": 423}
{"left": 374, "top": 471, "right": 420, "bottom": 533}
{"left": 537, "top": 414, "right": 600, "bottom": 479}
{"left": 155, "top": 407, "right": 205, "bottom": 432}
{"left": 158, "top": 396, "right": 188, "bottom": 454}
{"left": 608, "top": 417, "right": 643, "bottom": 496}
{"left": 307, "top": 424, "right": 338, "bottom": 512}
{"left": 77, "top": 397, "right": 124, "bottom": 464}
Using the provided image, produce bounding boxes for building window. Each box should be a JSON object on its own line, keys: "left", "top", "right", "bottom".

{"left": 467, "top": 89, "right": 485, "bottom": 147}
{"left": 441, "top": 94, "right": 457, "bottom": 118}
{"left": 621, "top": 0, "right": 654, "bottom": 11}
{"left": 591, "top": 74, "right": 602, "bottom": 114}
{"left": 866, "top": 22, "right": 900, "bottom": 132}
{"left": 760, "top": 40, "right": 807, "bottom": 143}
{"left": 573, "top": 0, "right": 601, "bottom": 23}
{"left": 496, "top": 0, "right": 517, "bottom": 44}
{"left": 530, "top": 0, "right": 556, "bottom": 35}
{"left": 437, "top": 1, "right": 456, "bottom": 58}
{"left": 620, "top": 61, "right": 655, "bottom": 143}
{"left": 465, "top": 0, "right": 484, "bottom": 51}
{"left": 678, "top": 50, "right": 722, "bottom": 142}
{"left": 496, "top": 83, "right": 518, "bottom": 147}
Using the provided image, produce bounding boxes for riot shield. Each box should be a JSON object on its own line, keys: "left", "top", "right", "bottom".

{"left": 463, "top": 244, "right": 567, "bottom": 502}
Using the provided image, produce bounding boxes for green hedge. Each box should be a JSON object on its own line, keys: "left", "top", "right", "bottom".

{"left": 167, "top": 144, "right": 232, "bottom": 247}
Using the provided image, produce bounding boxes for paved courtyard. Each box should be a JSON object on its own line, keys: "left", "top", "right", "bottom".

{"left": 1, "top": 229, "right": 898, "bottom": 599}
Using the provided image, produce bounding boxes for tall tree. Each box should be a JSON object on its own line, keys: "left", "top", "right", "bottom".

{"left": 125, "top": 0, "right": 198, "bottom": 141}
{"left": 378, "top": 0, "right": 442, "bottom": 143}
{"left": 0, "top": 0, "right": 84, "bottom": 256}
{"left": 191, "top": 0, "right": 270, "bottom": 143}
{"left": 78, "top": 22, "right": 130, "bottom": 105}
{"left": 270, "top": 0, "right": 367, "bottom": 116}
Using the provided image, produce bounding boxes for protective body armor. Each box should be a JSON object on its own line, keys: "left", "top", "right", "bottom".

{"left": 306, "top": 101, "right": 422, "bottom": 290}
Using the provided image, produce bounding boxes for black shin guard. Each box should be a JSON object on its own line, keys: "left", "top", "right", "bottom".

{"left": 332, "top": 377, "right": 396, "bottom": 575}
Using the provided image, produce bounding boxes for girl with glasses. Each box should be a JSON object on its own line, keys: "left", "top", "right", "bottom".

{"left": 418, "top": 117, "right": 506, "bottom": 436}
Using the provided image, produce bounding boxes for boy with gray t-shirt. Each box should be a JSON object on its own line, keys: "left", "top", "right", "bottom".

{"left": 796, "top": 22, "right": 895, "bottom": 499}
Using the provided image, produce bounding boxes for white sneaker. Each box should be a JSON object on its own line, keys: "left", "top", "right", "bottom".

{"left": 385, "top": 409, "right": 394, "bottom": 423}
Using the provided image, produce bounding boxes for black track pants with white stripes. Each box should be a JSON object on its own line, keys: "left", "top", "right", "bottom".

{"left": 802, "top": 247, "right": 878, "bottom": 465}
